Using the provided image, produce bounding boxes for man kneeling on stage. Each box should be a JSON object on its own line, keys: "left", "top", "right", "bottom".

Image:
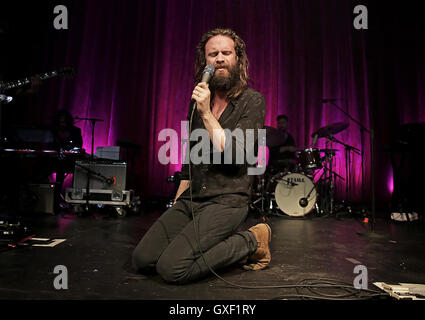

{"left": 132, "top": 28, "right": 271, "bottom": 284}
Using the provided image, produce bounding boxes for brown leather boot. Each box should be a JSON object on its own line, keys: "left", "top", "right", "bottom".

{"left": 243, "top": 223, "right": 271, "bottom": 271}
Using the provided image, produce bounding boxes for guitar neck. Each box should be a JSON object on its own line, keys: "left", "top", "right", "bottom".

{"left": 0, "top": 71, "right": 60, "bottom": 91}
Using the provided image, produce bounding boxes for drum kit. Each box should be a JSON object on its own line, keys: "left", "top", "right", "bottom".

{"left": 252, "top": 122, "right": 357, "bottom": 218}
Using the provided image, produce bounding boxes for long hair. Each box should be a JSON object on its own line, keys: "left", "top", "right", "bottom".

{"left": 194, "top": 28, "right": 250, "bottom": 100}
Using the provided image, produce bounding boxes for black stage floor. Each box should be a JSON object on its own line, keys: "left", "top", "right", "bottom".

{"left": 1, "top": 206, "right": 425, "bottom": 300}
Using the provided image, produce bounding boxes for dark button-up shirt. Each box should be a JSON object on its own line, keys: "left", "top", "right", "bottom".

{"left": 179, "top": 87, "right": 266, "bottom": 207}
{"left": 269, "top": 131, "right": 296, "bottom": 161}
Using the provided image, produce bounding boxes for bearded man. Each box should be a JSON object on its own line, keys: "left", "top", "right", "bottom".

{"left": 132, "top": 28, "right": 271, "bottom": 284}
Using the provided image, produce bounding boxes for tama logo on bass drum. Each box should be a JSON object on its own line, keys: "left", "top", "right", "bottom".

{"left": 287, "top": 177, "right": 305, "bottom": 183}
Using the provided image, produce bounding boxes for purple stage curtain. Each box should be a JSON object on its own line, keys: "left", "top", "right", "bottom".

{"left": 5, "top": 0, "right": 424, "bottom": 204}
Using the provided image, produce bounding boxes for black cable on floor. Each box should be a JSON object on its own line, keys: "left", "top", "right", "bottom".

{"left": 187, "top": 107, "right": 390, "bottom": 299}
{"left": 271, "top": 278, "right": 389, "bottom": 300}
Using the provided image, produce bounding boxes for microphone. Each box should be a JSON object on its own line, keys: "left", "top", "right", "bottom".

{"left": 201, "top": 64, "right": 215, "bottom": 83}
{"left": 322, "top": 98, "right": 344, "bottom": 103}
{"left": 192, "top": 64, "right": 215, "bottom": 109}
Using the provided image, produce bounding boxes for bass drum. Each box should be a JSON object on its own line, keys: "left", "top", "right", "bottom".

{"left": 274, "top": 172, "right": 317, "bottom": 217}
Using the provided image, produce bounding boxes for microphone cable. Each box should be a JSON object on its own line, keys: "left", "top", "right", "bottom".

{"left": 182, "top": 67, "right": 386, "bottom": 298}
{"left": 187, "top": 104, "right": 386, "bottom": 298}
{"left": 188, "top": 103, "right": 263, "bottom": 289}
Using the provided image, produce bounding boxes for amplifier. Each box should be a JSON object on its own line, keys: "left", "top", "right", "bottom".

{"left": 19, "top": 183, "right": 56, "bottom": 214}
{"left": 73, "top": 160, "right": 127, "bottom": 191}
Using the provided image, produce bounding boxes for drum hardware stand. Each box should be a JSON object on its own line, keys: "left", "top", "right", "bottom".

{"left": 323, "top": 100, "right": 383, "bottom": 237}
{"left": 260, "top": 176, "right": 265, "bottom": 214}
{"left": 249, "top": 175, "right": 265, "bottom": 215}
{"left": 311, "top": 168, "right": 329, "bottom": 216}
{"left": 318, "top": 140, "right": 345, "bottom": 217}
{"left": 304, "top": 167, "right": 337, "bottom": 215}
{"left": 327, "top": 136, "right": 361, "bottom": 214}
{"left": 327, "top": 134, "right": 335, "bottom": 216}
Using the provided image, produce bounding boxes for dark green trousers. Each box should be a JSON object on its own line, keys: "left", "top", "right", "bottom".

{"left": 132, "top": 198, "right": 258, "bottom": 284}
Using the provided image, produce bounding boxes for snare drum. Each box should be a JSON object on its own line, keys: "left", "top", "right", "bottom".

{"left": 297, "top": 148, "right": 322, "bottom": 171}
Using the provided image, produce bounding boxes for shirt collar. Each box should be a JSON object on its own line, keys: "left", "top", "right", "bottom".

{"left": 217, "top": 87, "right": 248, "bottom": 124}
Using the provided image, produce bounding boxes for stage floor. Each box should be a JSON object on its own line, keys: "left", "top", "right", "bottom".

{"left": 1, "top": 207, "right": 424, "bottom": 300}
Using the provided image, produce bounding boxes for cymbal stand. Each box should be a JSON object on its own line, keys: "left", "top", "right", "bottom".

{"left": 328, "top": 134, "right": 335, "bottom": 215}
{"left": 344, "top": 144, "right": 360, "bottom": 207}
{"left": 345, "top": 145, "right": 351, "bottom": 203}
{"left": 324, "top": 100, "right": 379, "bottom": 236}
{"left": 320, "top": 136, "right": 345, "bottom": 216}
{"left": 327, "top": 136, "right": 361, "bottom": 212}
{"left": 311, "top": 167, "right": 328, "bottom": 215}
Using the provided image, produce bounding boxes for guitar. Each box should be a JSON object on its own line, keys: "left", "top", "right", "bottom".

{"left": 0, "top": 67, "right": 75, "bottom": 92}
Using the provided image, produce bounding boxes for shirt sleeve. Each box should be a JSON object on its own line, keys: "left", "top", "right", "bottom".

{"left": 222, "top": 92, "right": 266, "bottom": 165}
{"left": 180, "top": 101, "right": 196, "bottom": 180}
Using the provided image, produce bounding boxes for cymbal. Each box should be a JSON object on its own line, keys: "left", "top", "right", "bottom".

{"left": 311, "top": 122, "right": 349, "bottom": 138}
{"left": 264, "top": 126, "right": 287, "bottom": 147}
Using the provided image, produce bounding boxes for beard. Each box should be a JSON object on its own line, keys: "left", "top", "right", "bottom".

{"left": 209, "top": 64, "right": 240, "bottom": 92}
